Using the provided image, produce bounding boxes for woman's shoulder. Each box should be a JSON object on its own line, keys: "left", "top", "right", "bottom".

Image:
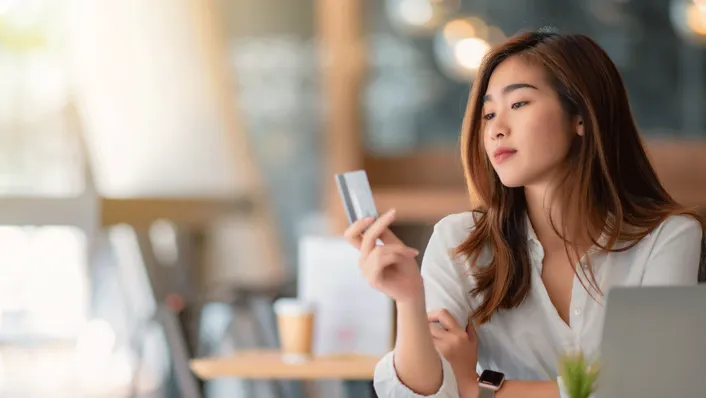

{"left": 426, "top": 211, "right": 485, "bottom": 256}
{"left": 652, "top": 214, "right": 703, "bottom": 240}
{"left": 627, "top": 214, "right": 704, "bottom": 255}
{"left": 433, "top": 211, "right": 480, "bottom": 240}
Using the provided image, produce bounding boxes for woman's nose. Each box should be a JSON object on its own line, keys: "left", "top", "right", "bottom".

{"left": 489, "top": 118, "right": 509, "bottom": 140}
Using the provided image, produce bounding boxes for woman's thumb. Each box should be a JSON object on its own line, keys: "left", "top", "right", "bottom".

{"left": 466, "top": 318, "right": 478, "bottom": 338}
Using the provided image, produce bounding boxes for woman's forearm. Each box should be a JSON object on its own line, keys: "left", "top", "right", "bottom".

{"left": 393, "top": 298, "right": 444, "bottom": 395}
{"left": 456, "top": 374, "right": 560, "bottom": 398}
{"left": 495, "top": 380, "right": 560, "bottom": 398}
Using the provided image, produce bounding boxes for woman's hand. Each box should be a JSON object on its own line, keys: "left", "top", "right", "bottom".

{"left": 344, "top": 209, "right": 424, "bottom": 304}
{"left": 428, "top": 309, "right": 479, "bottom": 398}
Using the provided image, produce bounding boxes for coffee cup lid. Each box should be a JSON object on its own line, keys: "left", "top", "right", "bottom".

{"left": 273, "top": 298, "right": 316, "bottom": 315}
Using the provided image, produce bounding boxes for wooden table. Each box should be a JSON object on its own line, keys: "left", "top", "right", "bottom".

{"left": 191, "top": 349, "right": 380, "bottom": 398}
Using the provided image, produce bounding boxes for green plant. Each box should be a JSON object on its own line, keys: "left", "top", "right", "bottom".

{"left": 558, "top": 351, "right": 599, "bottom": 398}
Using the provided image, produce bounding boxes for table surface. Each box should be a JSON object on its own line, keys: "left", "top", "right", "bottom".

{"left": 191, "top": 349, "right": 381, "bottom": 380}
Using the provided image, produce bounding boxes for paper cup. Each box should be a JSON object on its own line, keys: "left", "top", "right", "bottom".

{"left": 273, "top": 298, "right": 316, "bottom": 363}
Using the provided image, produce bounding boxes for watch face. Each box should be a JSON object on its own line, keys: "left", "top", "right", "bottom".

{"left": 479, "top": 370, "right": 505, "bottom": 387}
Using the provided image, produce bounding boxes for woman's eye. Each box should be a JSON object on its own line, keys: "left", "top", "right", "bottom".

{"left": 511, "top": 101, "right": 529, "bottom": 109}
{"left": 483, "top": 112, "right": 495, "bottom": 121}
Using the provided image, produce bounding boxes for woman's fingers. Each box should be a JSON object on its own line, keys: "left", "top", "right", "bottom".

{"left": 430, "top": 323, "right": 448, "bottom": 339}
{"left": 347, "top": 209, "right": 412, "bottom": 262}
{"left": 395, "top": 245, "right": 420, "bottom": 259}
{"left": 428, "top": 309, "right": 461, "bottom": 331}
{"left": 466, "top": 318, "right": 478, "bottom": 341}
{"left": 362, "top": 250, "right": 399, "bottom": 285}
{"left": 427, "top": 310, "right": 443, "bottom": 324}
{"left": 437, "top": 309, "right": 461, "bottom": 331}
{"left": 359, "top": 209, "right": 401, "bottom": 259}
{"left": 361, "top": 245, "right": 419, "bottom": 286}
{"left": 361, "top": 245, "right": 419, "bottom": 269}
{"left": 429, "top": 325, "right": 453, "bottom": 356}
{"left": 343, "top": 216, "right": 376, "bottom": 249}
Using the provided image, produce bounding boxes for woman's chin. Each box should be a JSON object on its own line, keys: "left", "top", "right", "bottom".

{"left": 497, "top": 175, "right": 526, "bottom": 188}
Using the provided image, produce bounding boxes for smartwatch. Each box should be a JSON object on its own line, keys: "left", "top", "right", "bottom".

{"left": 477, "top": 369, "right": 505, "bottom": 397}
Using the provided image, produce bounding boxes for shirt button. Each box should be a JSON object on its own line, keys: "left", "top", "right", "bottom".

{"left": 573, "top": 308, "right": 583, "bottom": 316}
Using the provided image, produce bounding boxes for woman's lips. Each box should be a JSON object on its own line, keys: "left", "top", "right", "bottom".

{"left": 493, "top": 149, "right": 517, "bottom": 164}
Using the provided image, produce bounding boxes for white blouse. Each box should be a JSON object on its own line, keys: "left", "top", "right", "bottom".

{"left": 373, "top": 212, "right": 703, "bottom": 397}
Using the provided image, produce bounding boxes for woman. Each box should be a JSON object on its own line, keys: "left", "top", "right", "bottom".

{"left": 344, "top": 31, "right": 705, "bottom": 398}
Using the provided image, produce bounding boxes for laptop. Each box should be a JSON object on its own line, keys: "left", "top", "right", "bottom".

{"left": 597, "top": 285, "right": 706, "bottom": 398}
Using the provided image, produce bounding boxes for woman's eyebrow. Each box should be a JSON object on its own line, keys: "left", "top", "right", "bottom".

{"left": 482, "top": 83, "right": 539, "bottom": 103}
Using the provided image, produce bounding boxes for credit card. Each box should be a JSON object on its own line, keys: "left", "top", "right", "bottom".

{"left": 335, "top": 170, "right": 379, "bottom": 225}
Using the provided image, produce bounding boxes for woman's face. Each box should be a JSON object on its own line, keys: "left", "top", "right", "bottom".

{"left": 482, "top": 55, "right": 583, "bottom": 188}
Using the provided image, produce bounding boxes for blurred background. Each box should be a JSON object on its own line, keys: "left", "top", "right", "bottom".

{"left": 0, "top": 0, "right": 705, "bottom": 397}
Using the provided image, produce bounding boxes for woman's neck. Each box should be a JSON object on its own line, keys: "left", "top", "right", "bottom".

{"left": 524, "top": 184, "right": 567, "bottom": 252}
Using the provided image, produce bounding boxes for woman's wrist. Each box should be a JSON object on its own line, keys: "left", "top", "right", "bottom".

{"left": 394, "top": 297, "right": 429, "bottom": 338}
{"left": 458, "top": 371, "right": 480, "bottom": 398}
{"left": 392, "top": 287, "right": 445, "bottom": 395}
{"left": 395, "top": 288, "right": 426, "bottom": 314}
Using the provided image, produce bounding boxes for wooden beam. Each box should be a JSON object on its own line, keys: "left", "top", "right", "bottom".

{"left": 375, "top": 187, "right": 470, "bottom": 224}
{"left": 186, "top": 0, "right": 287, "bottom": 279}
{"left": 100, "top": 197, "right": 253, "bottom": 229}
{"left": 189, "top": 0, "right": 262, "bottom": 193}
{"left": 317, "top": 0, "right": 367, "bottom": 232}
{"left": 365, "top": 147, "right": 465, "bottom": 188}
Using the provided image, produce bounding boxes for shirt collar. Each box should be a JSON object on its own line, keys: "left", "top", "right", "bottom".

{"left": 525, "top": 213, "right": 539, "bottom": 243}
{"left": 524, "top": 212, "right": 612, "bottom": 247}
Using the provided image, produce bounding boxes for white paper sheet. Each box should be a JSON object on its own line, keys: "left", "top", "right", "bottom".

{"left": 297, "top": 235, "right": 394, "bottom": 357}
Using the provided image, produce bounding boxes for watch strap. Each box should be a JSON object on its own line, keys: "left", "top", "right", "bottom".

{"left": 478, "top": 387, "right": 495, "bottom": 398}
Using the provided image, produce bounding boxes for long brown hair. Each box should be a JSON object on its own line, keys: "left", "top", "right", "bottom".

{"left": 457, "top": 31, "right": 706, "bottom": 325}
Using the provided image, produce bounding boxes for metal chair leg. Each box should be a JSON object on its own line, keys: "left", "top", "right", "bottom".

{"left": 135, "top": 230, "right": 204, "bottom": 398}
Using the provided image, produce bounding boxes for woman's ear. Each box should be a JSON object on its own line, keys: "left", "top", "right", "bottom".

{"left": 576, "top": 118, "right": 585, "bottom": 136}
